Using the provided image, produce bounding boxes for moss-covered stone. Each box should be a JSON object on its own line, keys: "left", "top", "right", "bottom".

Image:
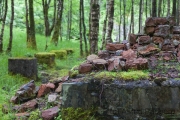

{"left": 64, "top": 48, "right": 74, "bottom": 55}
{"left": 34, "top": 52, "right": 56, "bottom": 68}
{"left": 69, "top": 70, "right": 79, "bottom": 78}
{"left": 50, "top": 50, "right": 67, "bottom": 59}
{"left": 61, "top": 107, "right": 100, "bottom": 120}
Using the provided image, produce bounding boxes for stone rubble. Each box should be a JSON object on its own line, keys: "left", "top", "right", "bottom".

{"left": 4, "top": 16, "right": 180, "bottom": 120}
{"left": 78, "top": 16, "right": 180, "bottom": 74}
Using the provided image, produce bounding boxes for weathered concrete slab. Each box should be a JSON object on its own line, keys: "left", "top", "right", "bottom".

{"left": 8, "top": 57, "right": 37, "bottom": 80}
{"left": 61, "top": 79, "right": 180, "bottom": 119}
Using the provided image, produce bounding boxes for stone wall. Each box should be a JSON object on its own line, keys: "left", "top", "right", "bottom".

{"left": 61, "top": 79, "right": 180, "bottom": 119}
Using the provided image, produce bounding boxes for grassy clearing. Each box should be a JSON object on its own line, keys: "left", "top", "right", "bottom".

{"left": 0, "top": 27, "right": 85, "bottom": 119}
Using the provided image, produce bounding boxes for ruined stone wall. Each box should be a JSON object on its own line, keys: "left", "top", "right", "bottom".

{"left": 61, "top": 79, "right": 180, "bottom": 119}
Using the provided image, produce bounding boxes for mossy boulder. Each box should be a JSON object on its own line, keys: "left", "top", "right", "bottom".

{"left": 50, "top": 50, "right": 67, "bottom": 59}
{"left": 34, "top": 52, "right": 56, "bottom": 67}
{"left": 64, "top": 48, "right": 74, "bottom": 55}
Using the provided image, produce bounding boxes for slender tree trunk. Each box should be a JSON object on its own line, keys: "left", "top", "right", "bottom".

{"left": 145, "top": 0, "right": 148, "bottom": 18}
{"left": 172, "top": 0, "right": 176, "bottom": 22}
{"left": 105, "top": 0, "right": 114, "bottom": 43}
{"left": 51, "top": 0, "right": 64, "bottom": 46}
{"left": 119, "top": 0, "right": 122, "bottom": 41}
{"left": 69, "top": 0, "right": 72, "bottom": 40}
{"left": 162, "top": 0, "right": 165, "bottom": 16}
{"left": 177, "top": 0, "right": 180, "bottom": 25}
{"left": 100, "top": 1, "right": 108, "bottom": 50}
{"left": 178, "top": 1, "right": 180, "bottom": 25}
{"left": 158, "top": 0, "right": 162, "bottom": 17}
{"left": 139, "top": 0, "right": 144, "bottom": 33}
{"left": 123, "top": 0, "right": 126, "bottom": 40}
{"left": 149, "top": 0, "right": 151, "bottom": 16}
{"left": 152, "top": 0, "right": 157, "bottom": 17}
{"left": 0, "top": 0, "right": 8, "bottom": 52}
{"left": 89, "top": 0, "right": 100, "bottom": 54}
{"left": 66, "top": 0, "right": 70, "bottom": 40}
{"left": 79, "top": 0, "right": 83, "bottom": 56}
{"left": 81, "top": 0, "right": 88, "bottom": 55}
{"left": 26, "top": 0, "right": 37, "bottom": 49}
{"left": 7, "top": 0, "right": 14, "bottom": 52}
{"left": 167, "top": 0, "right": 170, "bottom": 17}
{"left": 130, "top": 0, "right": 134, "bottom": 34}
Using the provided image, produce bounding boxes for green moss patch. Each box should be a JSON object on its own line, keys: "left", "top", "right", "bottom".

{"left": 93, "top": 70, "right": 149, "bottom": 81}
{"left": 34, "top": 52, "right": 56, "bottom": 67}
{"left": 64, "top": 48, "right": 74, "bottom": 55}
{"left": 61, "top": 107, "right": 98, "bottom": 120}
{"left": 50, "top": 50, "right": 67, "bottom": 59}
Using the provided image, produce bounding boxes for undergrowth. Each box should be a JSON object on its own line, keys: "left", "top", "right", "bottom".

{"left": 0, "top": 26, "right": 84, "bottom": 119}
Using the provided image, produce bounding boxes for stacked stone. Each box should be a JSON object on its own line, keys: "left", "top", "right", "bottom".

{"left": 130, "top": 17, "right": 180, "bottom": 61}
{"left": 78, "top": 42, "right": 148, "bottom": 74}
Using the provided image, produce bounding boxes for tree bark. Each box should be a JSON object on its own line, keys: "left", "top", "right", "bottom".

{"left": 177, "top": 0, "right": 180, "bottom": 25}
{"left": 130, "top": 0, "right": 134, "bottom": 34}
{"left": 139, "top": 0, "right": 144, "bottom": 33}
{"left": 7, "top": 0, "right": 14, "bottom": 52}
{"left": 89, "top": 0, "right": 100, "bottom": 54}
{"left": 100, "top": 1, "right": 108, "bottom": 50}
{"left": 158, "top": 0, "right": 162, "bottom": 17}
{"left": 42, "top": 0, "right": 56, "bottom": 37}
{"left": 66, "top": 0, "right": 72, "bottom": 41}
{"left": 152, "top": 0, "right": 157, "bottom": 17}
{"left": 79, "top": 0, "right": 83, "bottom": 56}
{"left": 26, "top": 0, "right": 37, "bottom": 50}
{"left": 105, "top": 0, "right": 114, "bottom": 43}
{"left": 51, "top": 0, "right": 64, "bottom": 46}
{"left": 172, "top": 0, "right": 176, "bottom": 21}
{"left": 167, "top": 0, "right": 170, "bottom": 17}
{"left": 0, "top": 0, "right": 8, "bottom": 53}
{"left": 81, "top": 0, "right": 88, "bottom": 55}
{"left": 145, "top": 0, "right": 148, "bottom": 18}
{"left": 119, "top": 0, "right": 122, "bottom": 41}
{"left": 123, "top": 0, "right": 126, "bottom": 40}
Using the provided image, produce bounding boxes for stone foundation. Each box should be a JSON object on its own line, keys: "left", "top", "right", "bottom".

{"left": 61, "top": 79, "right": 180, "bottom": 119}
{"left": 8, "top": 57, "right": 37, "bottom": 80}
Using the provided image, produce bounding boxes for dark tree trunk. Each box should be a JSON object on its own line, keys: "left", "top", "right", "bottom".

{"left": 139, "top": 0, "right": 144, "bottom": 33}
{"left": 66, "top": 0, "right": 72, "bottom": 41}
{"left": 162, "top": 0, "right": 165, "bottom": 16}
{"left": 152, "top": 0, "right": 157, "bottom": 17}
{"left": 0, "top": 0, "right": 8, "bottom": 53}
{"left": 177, "top": 0, "right": 180, "bottom": 25}
{"left": 81, "top": 0, "right": 88, "bottom": 55}
{"left": 123, "top": 0, "right": 126, "bottom": 40}
{"left": 172, "top": 0, "right": 176, "bottom": 20}
{"left": 167, "top": 0, "right": 170, "bottom": 16}
{"left": 105, "top": 0, "right": 114, "bottom": 43}
{"left": 100, "top": 1, "right": 108, "bottom": 50}
{"left": 51, "top": 0, "right": 64, "bottom": 46}
{"left": 119, "top": 0, "right": 122, "bottom": 41}
{"left": 145, "top": 0, "right": 148, "bottom": 18}
{"left": 89, "top": 0, "right": 100, "bottom": 54}
{"left": 25, "top": 0, "right": 37, "bottom": 50}
{"left": 42, "top": 0, "right": 56, "bottom": 37}
{"left": 131, "top": 0, "right": 134, "bottom": 34}
{"left": 79, "top": 0, "right": 83, "bottom": 56}
{"left": 7, "top": 0, "right": 14, "bottom": 52}
{"left": 149, "top": 0, "right": 151, "bottom": 16}
{"left": 158, "top": 0, "right": 162, "bottom": 17}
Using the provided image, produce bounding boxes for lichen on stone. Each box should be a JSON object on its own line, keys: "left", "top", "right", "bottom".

{"left": 50, "top": 50, "right": 67, "bottom": 59}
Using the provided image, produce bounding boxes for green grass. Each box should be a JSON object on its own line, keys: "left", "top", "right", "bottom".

{"left": 0, "top": 26, "right": 85, "bottom": 119}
